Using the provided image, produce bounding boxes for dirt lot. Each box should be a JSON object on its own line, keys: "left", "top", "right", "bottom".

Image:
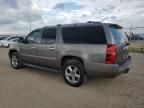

{"left": 0, "top": 48, "right": 144, "bottom": 108}
{"left": 130, "top": 40, "right": 144, "bottom": 46}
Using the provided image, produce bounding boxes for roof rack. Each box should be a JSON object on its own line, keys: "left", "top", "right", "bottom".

{"left": 86, "top": 21, "right": 101, "bottom": 23}
{"left": 56, "top": 24, "right": 61, "bottom": 26}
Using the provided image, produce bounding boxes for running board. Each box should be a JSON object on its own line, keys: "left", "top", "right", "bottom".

{"left": 24, "top": 63, "right": 61, "bottom": 73}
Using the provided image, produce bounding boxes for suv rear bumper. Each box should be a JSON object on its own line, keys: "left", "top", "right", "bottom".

{"left": 85, "top": 56, "right": 131, "bottom": 76}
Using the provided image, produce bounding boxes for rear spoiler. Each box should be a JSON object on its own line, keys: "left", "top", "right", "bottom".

{"left": 109, "top": 24, "right": 123, "bottom": 29}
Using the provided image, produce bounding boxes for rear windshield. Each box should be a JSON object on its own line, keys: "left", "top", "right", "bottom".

{"left": 110, "top": 27, "right": 128, "bottom": 44}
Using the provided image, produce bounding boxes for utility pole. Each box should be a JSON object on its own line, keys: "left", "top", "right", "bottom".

{"left": 28, "top": 19, "right": 32, "bottom": 33}
{"left": 29, "top": 21, "right": 31, "bottom": 33}
{"left": 130, "top": 24, "right": 133, "bottom": 34}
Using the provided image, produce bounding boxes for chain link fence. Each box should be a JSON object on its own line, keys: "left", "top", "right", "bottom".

{"left": 124, "top": 27, "right": 144, "bottom": 53}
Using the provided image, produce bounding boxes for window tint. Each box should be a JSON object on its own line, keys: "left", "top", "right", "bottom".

{"left": 0, "top": 37, "right": 7, "bottom": 40}
{"left": 8, "top": 37, "right": 14, "bottom": 40}
{"left": 62, "top": 26, "right": 106, "bottom": 44}
{"left": 41, "top": 28, "right": 56, "bottom": 44}
{"left": 12, "top": 39, "right": 18, "bottom": 42}
{"left": 110, "top": 27, "right": 128, "bottom": 44}
{"left": 10, "top": 38, "right": 18, "bottom": 42}
{"left": 27, "top": 30, "right": 40, "bottom": 44}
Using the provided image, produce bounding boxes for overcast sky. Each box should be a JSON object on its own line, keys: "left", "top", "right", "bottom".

{"left": 0, "top": 0, "right": 144, "bottom": 34}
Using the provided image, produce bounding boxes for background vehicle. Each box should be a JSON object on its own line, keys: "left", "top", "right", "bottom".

{"left": 9, "top": 22, "right": 131, "bottom": 87}
{"left": 0, "top": 36, "right": 21, "bottom": 47}
{"left": 3, "top": 38, "right": 19, "bottom": 48}
{"left": 127, "top": 33, "right": 144, "bottom": 40}
{"left": 0, "top": 36, "right": 8, "bottom": 40}
{"left": 0, "top": 37, "right": 10, "bottom": 47}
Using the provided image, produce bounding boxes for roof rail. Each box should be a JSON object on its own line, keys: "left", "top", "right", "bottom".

{"left": 86, "top": 21, "right": 101, "bottom": 23}
{"left": 57, "top": 24, "right": 61, "bottom": 26}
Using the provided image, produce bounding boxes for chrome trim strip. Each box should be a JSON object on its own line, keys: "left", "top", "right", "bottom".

{"left": 21, "top": 54, "right": 56, "bottom": 60}
{"left": 21, "top": 54, "right": 37, "bottom": 57}
{"left": 38, "top": 56, "right": 56, "bottom": 60}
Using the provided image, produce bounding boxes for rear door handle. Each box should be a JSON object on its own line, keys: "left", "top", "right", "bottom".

{"left": 32, "top": 46, "right": 36, "bottom": 49}
{"left": 49, "top": 47, "right": 55, "bottom": 50}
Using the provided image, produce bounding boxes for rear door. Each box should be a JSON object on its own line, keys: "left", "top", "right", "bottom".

{"left": 38, "top": 28, "right": 57, "bottom": 68}
{"left": 110, "top": 25, "right": 129, "bottom": 65}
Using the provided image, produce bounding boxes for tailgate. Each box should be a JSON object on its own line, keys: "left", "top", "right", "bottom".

{"left": 110, "top": 25, "right": 129, "bottom": 65}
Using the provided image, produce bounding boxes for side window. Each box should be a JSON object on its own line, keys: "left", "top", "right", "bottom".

{"left": 27, "top": 30, "right": 40, "bottom": 44}
{"left": 62, "top": 26, "right": 106, "bottom": 44}
{"left": 41, "top": 28, "right": 56, "bottom": 44}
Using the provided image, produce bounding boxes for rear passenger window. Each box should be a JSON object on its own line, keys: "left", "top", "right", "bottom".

{"left": 41, "top": 28, "right": 56, "bottom": 44}
{"left": 62, "top": 26, "right": 106, "bottom": 44}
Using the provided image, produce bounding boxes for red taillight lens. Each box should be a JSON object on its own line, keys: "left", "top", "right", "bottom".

{"left": 106, "top": 44, "right": 117, "bottom": 64}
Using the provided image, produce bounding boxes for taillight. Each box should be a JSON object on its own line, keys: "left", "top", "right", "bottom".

{"left": 106, "top": 44, "right": 117, "bottom": 64}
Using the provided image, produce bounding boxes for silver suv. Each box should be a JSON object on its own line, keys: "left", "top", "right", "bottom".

{"left": 9, "top": 22, "right": 131, "bottom": 87}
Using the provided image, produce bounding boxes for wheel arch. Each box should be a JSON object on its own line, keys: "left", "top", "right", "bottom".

{"left": 9, "top": 50, "right": 18, "bottom": 57}
{"left": 61, "top": 55, "right": 86, "bottom": 74}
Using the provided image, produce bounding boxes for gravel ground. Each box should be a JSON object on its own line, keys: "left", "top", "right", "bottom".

{"left": 0, "top": 48, "right": 144, "bottom": 108}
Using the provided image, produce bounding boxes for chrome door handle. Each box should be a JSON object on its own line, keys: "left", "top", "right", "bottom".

{"left": 49, "top": 47, "right": 55, "bottom": 50}
{"left": 32, "top": 47, "right": 36, "bottom": 49}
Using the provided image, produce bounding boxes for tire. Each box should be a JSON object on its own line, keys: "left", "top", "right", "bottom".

{"left": 10, "top": 52, "right": 24, "bottom": 69}
{"left": 62, "top": 59, "right": 85, "bottom": 87}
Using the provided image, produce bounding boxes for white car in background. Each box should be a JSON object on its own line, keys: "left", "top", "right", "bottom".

{"left": 3, "top": 38, "right": 19, "bottom": 48}
{"left": 0, "top": 37, "right": 10, "bottom": 47}
{"left": 0, "top": 36, "right": 8, "bottom": 40}
{"left": 0, "top": 37, "right": 21, "bottom": 47}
